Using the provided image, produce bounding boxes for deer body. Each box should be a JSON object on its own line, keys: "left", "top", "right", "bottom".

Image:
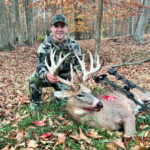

{"left": 63, "top": 88, "right": 150, "bottom": 137}
{"left": 46, "top": 49, "right": 149, "bottom": 137}
{"left": 55, "top": 88, "right": 138, "bottom": 136}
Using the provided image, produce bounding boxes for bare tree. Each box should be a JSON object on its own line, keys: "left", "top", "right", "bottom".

{"left": 132, "top": 0, "right": 150, "bottom": 42}
{"left": 0, "top": 0, "right": 13, "bottom": 50}
{"left": 10, "top": 0, "right": 24, "bottom": 46}
{"left": 24, "top": 0, "right": 34, "bottom": 46}
{"left": 95, "top": 0, "right": 104, "bottom": 60}
{"left": 15, "top": 0, "right": 24, "bottom": 46}
{"left": 10, "top": 0, "right": 16, "bottom": 47}
{"left": 74, "top": 1, "right": 82, "bottom": 40}
{"left": 128, "top": 17, "right": 135, "bottom": 35}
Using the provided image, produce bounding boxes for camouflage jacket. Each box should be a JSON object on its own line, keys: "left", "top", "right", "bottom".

{"left": 36, "top": 34, "right": 82, "bottom": 80}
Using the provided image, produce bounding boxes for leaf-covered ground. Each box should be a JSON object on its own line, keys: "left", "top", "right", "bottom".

{"left": 0, "top": 35, "right": 150, "bottom": 149}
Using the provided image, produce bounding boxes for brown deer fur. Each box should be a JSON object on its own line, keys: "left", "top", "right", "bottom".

{"left": 54, "top": 84, "right": 150, "bottom": 137}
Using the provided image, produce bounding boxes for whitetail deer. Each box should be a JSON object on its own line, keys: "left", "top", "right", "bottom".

{"left": 45, "top": 49, "right": 150, "bottom": 137}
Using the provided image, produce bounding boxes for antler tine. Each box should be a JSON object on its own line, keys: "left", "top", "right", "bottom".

{"left": 89, "top": 50, "right": 94, "bottom": 71}
{"left": 75, "top": 50, "right": 101, "bottom": 81}
{"left": 54, "top": 51, "right": 71, "bottom": 75}
{"left": 50, "top": 48, "right": 57, "bottom": 67}
{"left": 75, "top": 52, "right": 88, "bottom": 81}
{"left": 59, "top": 52, "right": 71, "bottom": 66}
{"left": 45, "top": 55, "right": 51, "bottom": 72}
{"left": 45, "top": 48, "right": 56, "bottom": 74}
{"left": 88, "top": 50, "right": 101, "bottom": 73}
{"left": 74, "top": 52, "right": 86, "bottom": 72}
{"left": 88, "top": 50, "right": 100, "bottom": 71}
{"left": 70, "top": 63, "right": 74, "bottom": 83}
{"left": 48, "top": 49, "right": 71, "bottom": 75}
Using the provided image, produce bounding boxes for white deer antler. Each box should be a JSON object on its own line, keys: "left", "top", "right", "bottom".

{"left": 75, "top": 50, "right": 101, "bottom": 81}
{"left": 45, "top": 48, "right": 72, "bottom": 86}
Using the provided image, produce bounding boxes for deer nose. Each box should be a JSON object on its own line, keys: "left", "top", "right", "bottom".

{"left": 96, "top": 102, "right": 103, "bottom": 109}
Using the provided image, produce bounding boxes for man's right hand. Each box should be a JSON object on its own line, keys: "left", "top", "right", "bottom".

{"left": 46, "top": 72, "right": 59, "bottom": 83}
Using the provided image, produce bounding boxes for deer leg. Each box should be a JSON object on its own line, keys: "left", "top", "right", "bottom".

{"left": 123, "top": 115, "right": 136, "bottom": 137}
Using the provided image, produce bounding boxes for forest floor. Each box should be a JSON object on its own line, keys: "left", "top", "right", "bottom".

{"left": 0, "top": 35, "right": 150, "bottom": 149}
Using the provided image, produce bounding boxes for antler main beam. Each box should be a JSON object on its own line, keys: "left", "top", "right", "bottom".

{"left": 45, "top": 49, "right": 72, "bottom": 86}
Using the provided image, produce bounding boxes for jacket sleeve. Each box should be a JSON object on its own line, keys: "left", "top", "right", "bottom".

{"left": 36, "top": 42, "right": 49, "bottom": 80}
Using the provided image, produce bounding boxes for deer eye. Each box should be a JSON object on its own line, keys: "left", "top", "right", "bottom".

{"left": 77, "top": 92, "right": 85, "bottom": 98}
{"left": 77, "top": 94, "right": 84, "bottom": 97}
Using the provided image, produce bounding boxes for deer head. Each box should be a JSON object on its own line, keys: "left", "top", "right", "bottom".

{"left": 45, "top": 49, "right": 103, "bottom": 112}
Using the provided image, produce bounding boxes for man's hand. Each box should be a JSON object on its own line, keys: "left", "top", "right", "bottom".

{"left": 46, "top": 72, "right": 59, "bottom": 83}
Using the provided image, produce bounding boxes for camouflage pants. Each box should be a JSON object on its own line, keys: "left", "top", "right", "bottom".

{"left": 29, "top": 72, "right": 70, "bottom": 105}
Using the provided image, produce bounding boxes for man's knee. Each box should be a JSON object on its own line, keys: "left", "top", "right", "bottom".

{"left": 29, "top": 72, "right": 43, "bottom": 87}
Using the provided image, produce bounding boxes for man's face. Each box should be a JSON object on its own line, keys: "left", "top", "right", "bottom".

{"left": 51, "top": 22, "right": 68, "bottom": 42}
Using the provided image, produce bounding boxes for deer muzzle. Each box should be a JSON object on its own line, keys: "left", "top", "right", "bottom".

{"left": 94, "top": 102, "right": 103, "bottom": 111}
{"left": 83, "top": 101, "right": 103, "bottom": 112}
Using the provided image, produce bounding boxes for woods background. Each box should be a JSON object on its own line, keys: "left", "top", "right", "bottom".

{"left": 0, "top": 0, "right": 150, "bottom": 51}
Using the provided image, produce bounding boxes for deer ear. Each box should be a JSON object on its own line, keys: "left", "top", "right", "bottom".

{"left": 53, "top": 91, "right": 73, "bottom": 99}
{"left": 54, "top": 91, "right": 66, "bottom": 99}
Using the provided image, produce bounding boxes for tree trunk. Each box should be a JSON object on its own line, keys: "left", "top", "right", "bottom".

{"left": 24, "top": 0, "right": 34, "bottom": 46}
{"left": 112, "top": 19, "right": 116, "bottom": 37}
{"left": 59, "top": 0, "right": 63, "bottom": 14}
{"left": 15, "top": 0, "right": 24, "bottom": 46}
{"left": 132, "top": 0, "right": 150, "bottom": 42}
{"left": 0, "top": 0, "right": 13, "bottom": 51}
{"left": 111, "top": 0, "right": 115, "bottom": 37}
{"left": 128, "top": 17, "right": 134, "bottom": 35}
{"left": 89, "top": 19, "right": 94, "bottom": 39}
{"left": 95, "top": 0, "right": 103, "bottom": 60}
{"left": 145, "top": 18, "right": 150, "bottom": 33}
{"left": 74, "top": 2, "right": 80, "bottom": 40}
{"left": 10, "top": 0, "right": 16, "bottom": 47}
{"left": 74, "top": 11, "right": 82, "bottom": 40}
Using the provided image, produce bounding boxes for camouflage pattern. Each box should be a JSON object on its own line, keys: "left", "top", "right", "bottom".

{"left": 29, "top": 33, "right": 82, "bottom": 109}
{"left": 51, "top": 14, "right": 67, "bottom": 25}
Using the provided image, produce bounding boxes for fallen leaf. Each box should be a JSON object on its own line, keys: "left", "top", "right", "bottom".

{"left": 54, "top": 120, "right": 61, "bottom": 125}
{"left": 34, "top": 119, "right": 46, "bottom": 126}
{"left": 106, "top": 143, "right": 117, "bottom": 150}
{"left": 131, "top": 145, "right": 144, "bottom": 150}
{"left": 87, "top": 129, "right": 100, "bottom": 138}
{"left": 80, "top": 143, "right": 86, "bottom": 150}
{"left": 20, "top": 148, "right": 35, "bottom": 150}
{"left": 114, "top": 139, "right": 126, "bottom": 149}
{"left": 16, "top": 130, "right": 25, "bottom": 142}
{"left": 48, "top": 118, "right": 53, "bottom": 126}
{"left": 70, "top": 128, "right": 91, "bottom": 144}
{"left": 56, "top": 133, "right": 66, "bottom": 145}
{"left": 41, "top": 132, "right": 53, "bottom": 138}
{"left": 58, "top": 116, "right": 66, "bottom": 121}
{"left": 28, "top": 140, "right": 38, "bottom": 148}
{"left": 18, "top": 142, "right": 26, "bottom": 147}
{"left": 70, "top": 134, "right": 81, "bottom": 140}
{"left": 79, "top": 127, "right": 91, "bottom": 144}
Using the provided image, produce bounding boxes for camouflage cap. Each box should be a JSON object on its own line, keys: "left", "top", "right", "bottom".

{"left": 51, "top": 14, "right": 67, "bottom": 25}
